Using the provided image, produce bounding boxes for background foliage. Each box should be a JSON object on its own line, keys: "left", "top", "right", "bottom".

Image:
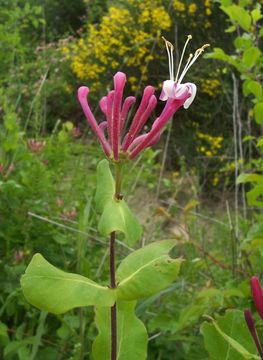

{"left": 0, "top": 0, "right": 262, "bottom": 359}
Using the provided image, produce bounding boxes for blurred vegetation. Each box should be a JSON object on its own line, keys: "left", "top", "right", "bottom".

{"left": 0, "top": 0, "right": 262, "bottom": 359}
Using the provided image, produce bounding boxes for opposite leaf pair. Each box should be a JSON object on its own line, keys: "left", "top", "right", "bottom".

{"left": 21, "top": 240, "right": 181, "bottom": 314}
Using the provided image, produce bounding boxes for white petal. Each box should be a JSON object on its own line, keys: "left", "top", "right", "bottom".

{"left": 162, "top": 80, "right": 176, "bottom": 98}
{"left": 175, "top": 83, "right": 188, "bottom": 97}
{"left": 183, "top": 83, "right": 197, "bottom": 109}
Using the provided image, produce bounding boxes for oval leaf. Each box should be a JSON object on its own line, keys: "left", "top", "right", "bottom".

{"left": 201, "top": 310, "right": 260, "bottom": 360}
{"left": 98, "top": 199, "right": 142, "bottom": 246}
{"left": 243, "top": 47, "right": 261, "bottom": 69}
{"left": 116, "top": 240, "right": 181, "bottom": 300}
{"left": 92, "top": 301, "right": 148, "bottom": 360}
{"left": 21, "top": 254, "right": 116, "bottom": 314}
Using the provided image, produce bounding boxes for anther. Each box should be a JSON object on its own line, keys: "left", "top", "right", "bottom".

{"left": 162, "top": 36, "right": 174, "bottom": 50}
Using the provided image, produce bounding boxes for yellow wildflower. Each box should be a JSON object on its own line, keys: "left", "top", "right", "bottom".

{"left": 188, "top": 3, "right": 197, "bottom": 15}
{"left": 173, "top": 0, "right": 186, "bottom": 12}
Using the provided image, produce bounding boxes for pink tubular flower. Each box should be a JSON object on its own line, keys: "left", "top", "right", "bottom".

{"left": 251, "top": 276, "right": 263, "bottom": 320}
{"left": 78, "top": 36, "right": 209, "bottom": 161}
{"left": 78, "top": 73, "right": 189, "bottom": 161}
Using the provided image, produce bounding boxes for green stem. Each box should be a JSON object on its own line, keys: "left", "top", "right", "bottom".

{"left": 115, "top": 163, "right": 123, "bottom": 200}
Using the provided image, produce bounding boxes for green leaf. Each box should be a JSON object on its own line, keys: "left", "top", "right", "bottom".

{"left": 237, "top": 173, "right": 263, "bottom": 184}
{"left": 243, "top": 135, "right": 255, "bottom": 142}
{"left": 221, "top": 0, "right": 232, "bottom": 6}
{"left": 116, "top": 240, "right": 181, "bottom": 300}
{"left": 221, "top": 5, "right": 251, "bottom": 31}
{"left": 175, "top": 304, "right": 206, "bottom": 332}
{"left": 254, "top": 102, "right": 263, "bottom": 124}
{"left": 4, "top": 338, "right": 35, "bottom": 358}
{"left": 234, "top": 36, "right": 252, "bottom": 50}
{"left": 95, "top": 159, "right": 115, "bottom": 213}
{"left": 201, "top": 310, "right": 260, "bottom": 360}
{"left": 98, "top": 199, "right": 142, "bottom": 246}
{"left": 21, "top": 254, "right": 116, "bottom": 314}
{"left": 251, "top": 8, "right": 263, "bottom": 23}
{"left": 247, "top": 185, "right": 263, "bottom": 208}
{"left": 243, "top": 47, "right": 261, "bottom": 68}
{"left": 92, "top": 301, "right": 148, "bottom": 360}
{"left": 225, "top": 25, "right": 237, "bottom": 33}
{"left": 206, "top": 48, "right": 239, "bottom": 68}
{"left": 0, "top": 322, "right": 9, "bottom": 346}
{"left": 243, "top": 80, "right": 262, "bottom": 99}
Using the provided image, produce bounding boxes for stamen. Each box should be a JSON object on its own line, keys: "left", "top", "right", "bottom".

{"left": 175, "top": 35, "right": 192, "bottom": 82}
{"left": 162, "top": 36, "right": 174, "bottom": 80}
{"left": 178, "top": 43, "right": 210, "bottom": 84}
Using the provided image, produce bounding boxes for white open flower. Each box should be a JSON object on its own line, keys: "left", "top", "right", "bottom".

{"left": 160, "top": 35, "right": 210, "bottom": 109}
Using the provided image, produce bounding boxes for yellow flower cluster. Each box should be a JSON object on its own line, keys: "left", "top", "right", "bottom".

{"left": 172, "top": 0, "right": 212, "bottom": 27}
{"left": 196, "top": 132, "right": 223, "bottom": 157}
{"left": 65, "top": 1, "right": 171, "bottom": 91}
{"left": 200, "top": 79, "right": 221, "bottom": 97}
{"left": 188, "top": 3, "right": 198, "bottom": 15}
{"left": 205, "top": 0, "right": 212, "bottom": 16}
{"left": 173, "top": 0, "right": 185, "bottom": 12}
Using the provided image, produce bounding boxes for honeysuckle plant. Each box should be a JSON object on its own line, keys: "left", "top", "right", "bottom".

{"left": 21, "top": 36, "right": 209, "bottom": 360}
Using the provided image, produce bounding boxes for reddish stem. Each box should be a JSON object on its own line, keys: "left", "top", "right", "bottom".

{"left": 110, "top": 164, "right": 123, "bottom": 360}
{"left": 110, "top": 231, "right": 117, "bottom": 360}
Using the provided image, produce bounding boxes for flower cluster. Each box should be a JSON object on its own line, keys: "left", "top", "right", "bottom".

{"left": 244, "top": 276, "right": 263, "bottom": 358}
{"left": 172, "top": 0, "right": 212, "bottom": 28}
{"left": 196, "top": 132, "right": 223, "bottom": 157}
{"left": 27, "top": 139, "right": 46, "bottom": 153}
{"left": 200, "top": 78, "right": 221, "bottom": 97}
{"left": 78, "top": 36, "right": 209, "bottom": 161}
{"left": 78, "top": 71, "right": 191, "bottom": 161}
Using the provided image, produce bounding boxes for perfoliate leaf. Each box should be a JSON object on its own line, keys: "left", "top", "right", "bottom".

{"left": 98, "top": 199, "right": 142, "bottom": 246}
{"left": 95, "top": 159, "right": 115, "bottom": 213}
{"left": 92, "top": 301, "right": 148, "bottom": 360}
{"left": 21, "top": 254, "right": 116, "bottom": 314}
{"left": 201, "top": 310, "right": 260, "bottom": 360}
{"left": 116, "top": 240, "right": 181, "bottom": 300}
{"left": 95, "top": 160, "right": 142, "bottom": 245}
